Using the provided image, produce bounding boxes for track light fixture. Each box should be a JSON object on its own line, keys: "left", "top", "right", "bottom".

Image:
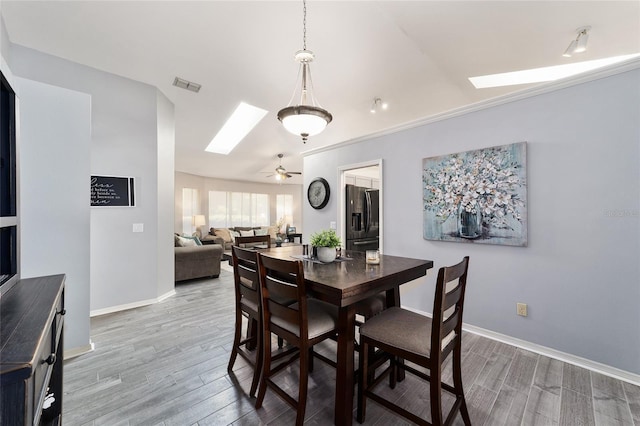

{"left": 563, "top": 26, "right": 591, "bottom": 58}
{"left": 369, "top": 97, "right": 388, "bottom": 114}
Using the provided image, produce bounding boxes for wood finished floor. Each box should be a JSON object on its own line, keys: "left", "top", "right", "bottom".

{"left": 63, "top": 266, "right": 640, "bottom": 425}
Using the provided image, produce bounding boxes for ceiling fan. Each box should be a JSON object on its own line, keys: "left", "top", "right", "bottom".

{"left": 267, "top": 154, "right": 302, "bottom": 181}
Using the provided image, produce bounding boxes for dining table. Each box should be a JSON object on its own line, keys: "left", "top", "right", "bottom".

{"left": 257, "top": 245, "right": 433, "bottom": 426}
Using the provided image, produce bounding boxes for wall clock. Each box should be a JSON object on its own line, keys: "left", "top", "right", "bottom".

{"left": 307, "top": 177, "right": 330, "bottom": 210}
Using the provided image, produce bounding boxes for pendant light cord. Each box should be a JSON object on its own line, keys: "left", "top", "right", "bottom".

{"left": 302, "top": 0, "right": 307, "bottom": 51}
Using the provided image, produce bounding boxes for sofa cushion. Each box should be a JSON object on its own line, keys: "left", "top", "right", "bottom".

{"left": 214, "top": 228, "right": 232, "bottom": 242}
{"left": 229, "top": 230, "right": 240, "bottom": 242}
{"left": 255, "top": 228, "right": 268, "bottom": 236}
{"left": 239, "top": 229, "right": 254, "bottom": 237}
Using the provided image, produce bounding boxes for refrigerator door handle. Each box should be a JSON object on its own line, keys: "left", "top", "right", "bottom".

{"left": 364, "top": 191, "right": 371, "bottom": 233}
{"left": 353, "top": 240, "right": 377, "bottom": 246}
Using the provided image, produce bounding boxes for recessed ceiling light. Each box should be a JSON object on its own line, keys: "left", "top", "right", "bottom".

{"left": 205, "top": 102, "right": 268, "bottom": 155}
{"left": 469, "top": 53, "right": 640, "bottom": 89}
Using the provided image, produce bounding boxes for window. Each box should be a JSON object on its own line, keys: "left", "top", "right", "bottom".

{"left": 276, "top": 194, "right": 293, "bottom": 230}
{"left": 182, "top": 188, "right": 199, "bottom": 235}
{"left": 209, "top": 191, "right": 269, "bottom": 228}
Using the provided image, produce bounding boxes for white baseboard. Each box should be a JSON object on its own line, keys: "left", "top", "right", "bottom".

{"left": 90, "top": 289, "right": 176, "bottom": 317}
{"left": 403, "top": 306, "right": 640, "bottom": 386}
{"left": 64, "top": 341, "right": 94, "bottom": 360}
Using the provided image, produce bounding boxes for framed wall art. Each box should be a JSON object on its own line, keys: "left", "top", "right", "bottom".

{"left": 423, "top": 142, "right": 527, "bottom": 246}
{"left": 90, "top": 175, "right": 135, "bottom": 207}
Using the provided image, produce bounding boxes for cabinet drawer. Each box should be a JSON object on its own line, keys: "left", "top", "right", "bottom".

{"left": 32, "top": 319, "right": 55, "bottom": 425}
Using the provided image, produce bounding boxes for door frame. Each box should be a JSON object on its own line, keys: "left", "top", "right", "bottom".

{"left": 337, "top": 159, "right": 383, "bottom": 253}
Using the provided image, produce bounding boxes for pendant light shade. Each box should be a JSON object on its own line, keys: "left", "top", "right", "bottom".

{"left": 278, "top": 0, "right": 332, "bottom": 143}
{"left": 278, "top": 105, "right": 332, "bottom": 140}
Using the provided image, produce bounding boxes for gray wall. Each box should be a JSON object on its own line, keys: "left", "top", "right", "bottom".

{"left": 17, "top": 77, "right": 91, "bottom": 352}
{"left": 9, "top": 45, "right": 175, "bottom": 326}
{"left": 156, "top": 91, "right": 175, "bottom": 298}
{"left": 304, "top": 66, "right": 640, "bottom": 375}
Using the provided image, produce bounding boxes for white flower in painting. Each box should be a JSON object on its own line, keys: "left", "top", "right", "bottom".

{"left": 423, "top": 145, "right": 525, "bottom": 229}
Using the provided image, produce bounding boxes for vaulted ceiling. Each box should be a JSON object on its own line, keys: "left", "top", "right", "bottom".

{"left": 2, "top": 1, "right": 638, "bottom": 185}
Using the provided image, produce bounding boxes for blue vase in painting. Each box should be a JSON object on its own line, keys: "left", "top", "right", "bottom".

{"left": 457, "top": 204, "right": 482, "bottom": 239}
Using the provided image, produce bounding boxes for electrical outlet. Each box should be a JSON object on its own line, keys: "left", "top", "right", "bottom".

{"left": 517, "top": 303, "right": 528, "bottom": 317}
{"left": 330, "top": 221, "right": 337, "bottom": 230}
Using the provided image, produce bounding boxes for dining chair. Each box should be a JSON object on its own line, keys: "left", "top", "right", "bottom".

{"left": 227, "top": 246, "right": 263, "bottom": 397}
{"left": 234, "top": 234, "right": 271, "bottom": 249}
{"left": 357, "top": 256, "right": 471, "bottom": 426}
{"left": 255, "top": 253, "right": 338, "bottom": 426}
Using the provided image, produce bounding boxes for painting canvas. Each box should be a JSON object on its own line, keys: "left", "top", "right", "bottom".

{"left": 423, "top": 142, "right": 527, "bottom": 246}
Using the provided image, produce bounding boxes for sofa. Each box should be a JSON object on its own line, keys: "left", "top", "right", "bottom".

{"left": 174, "top": 235, "right": 223, "bottom": 281}
{"left": 195, "top": 225, "right": 280, "bottom": 251}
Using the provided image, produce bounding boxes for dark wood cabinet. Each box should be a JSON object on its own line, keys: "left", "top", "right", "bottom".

{"left": 0, "top": 274, "right": 65, "bottom": 425}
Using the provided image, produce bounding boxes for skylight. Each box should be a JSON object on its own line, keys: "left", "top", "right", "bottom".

{"left": 205, "top": 102, "right": 268, "bottom": 155}
{"left": 469, "top": 54, "right": 640, "bottom": 89}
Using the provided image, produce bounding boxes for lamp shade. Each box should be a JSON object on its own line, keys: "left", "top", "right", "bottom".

{"left": 192, "top": 215, "right": 206, "bottom": 227}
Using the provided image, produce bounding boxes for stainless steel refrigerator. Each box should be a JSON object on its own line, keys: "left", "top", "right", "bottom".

{"left": 345, "top": 184, "right": 379, "bottom": 252}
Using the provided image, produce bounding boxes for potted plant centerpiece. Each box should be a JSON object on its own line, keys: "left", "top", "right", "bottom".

{"left": 310, "top": 229, "right": 341, "bottom": 263}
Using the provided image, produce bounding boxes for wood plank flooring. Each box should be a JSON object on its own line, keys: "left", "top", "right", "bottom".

{"left": 63, "top": 267, "right": 639, "bottom": 425}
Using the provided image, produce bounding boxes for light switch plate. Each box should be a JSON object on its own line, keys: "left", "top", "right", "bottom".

{"left": 133, "top": 223, "right": 144, "bottom": 233}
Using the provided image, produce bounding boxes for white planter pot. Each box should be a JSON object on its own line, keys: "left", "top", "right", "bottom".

{"left": 316, "top": 246, "right": 336, "bottom": 263}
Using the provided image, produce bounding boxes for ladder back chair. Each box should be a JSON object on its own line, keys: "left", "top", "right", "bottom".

{"left": 227, "top": 246, "right": 263, "bottom": 397}
{"left": 357, "top": 256, "right": 472, "bottom": 426}
{"left": 234, "top": 234, "right": 271, "bottom": 249}
{"left": 255, "top": 254, "right": 338, "bottom": 426}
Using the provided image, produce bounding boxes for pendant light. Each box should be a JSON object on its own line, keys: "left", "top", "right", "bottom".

{"left": 277, "top": 0, "right": 332, "bottom": 143}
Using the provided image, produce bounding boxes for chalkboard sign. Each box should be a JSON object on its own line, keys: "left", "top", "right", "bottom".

{"left": 90, "top": 176, "right": 135, "bottom": 207}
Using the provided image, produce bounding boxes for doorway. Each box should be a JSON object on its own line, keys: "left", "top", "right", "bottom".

{"left": 338, "top": 160, "right": 383, "bottom": 253}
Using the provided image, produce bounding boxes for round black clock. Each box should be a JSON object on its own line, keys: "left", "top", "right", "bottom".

{"left": 307, "top": 177, "right": 330, "bottom": 209}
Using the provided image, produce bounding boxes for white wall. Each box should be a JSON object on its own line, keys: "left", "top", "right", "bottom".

{"left": 175, "top": 171, "right": 303, "bottom": 236}
{"left": 9, "top": 45, "right": 175, "bottom": 316}
{"left": 17, "top": 78, "right": 91, "bottom": 352}
{"left": 304, "top": 66, "right": 640, "bottom": 376}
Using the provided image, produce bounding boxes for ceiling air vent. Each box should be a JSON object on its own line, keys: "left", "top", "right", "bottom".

{"left": 172, "top": 77, "right": 201, "bottom": 93}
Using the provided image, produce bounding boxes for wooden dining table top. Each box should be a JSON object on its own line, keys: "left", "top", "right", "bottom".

{"left": 258, "top": 245, "right": 434, "bottom": 312}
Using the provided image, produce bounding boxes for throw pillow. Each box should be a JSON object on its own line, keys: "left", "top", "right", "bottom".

{"left": 197, "top": 225, "right": 209, "bottom": 240}
{"left": 267, "top": 226, "right": 279, "bottom": 240}
{"left": 214, "top": 228, "right": 232, "bottom": 242}
{"left": 174, "top": 234, "right": 181, "bottom": 247}
{"left": 255, "top": 228, "right": 268, "bottom": 236}
{"left": 240, "top": 230, "right": 254, "bottom": 237}
{"left": 229, "top": 230, "right": 240, "bottom": 242}
{"left": 179, "top": 235, "right": 202, "bottom": 246}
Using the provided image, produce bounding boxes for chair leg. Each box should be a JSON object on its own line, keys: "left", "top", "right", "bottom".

{"left": 453, "top": 350, "right": 471, "bottom": 425}
{"left": 430, "top": 370, "right": 443, "bottom": 426}
{"left": 356, "top": 340, "right": 369, "bottom": 423}
{"left": 255, "top": 328, "right": 272, "bottom": 409}
{"left": 227, "top": 310, "right": 242, "bottom": 372}
{"left": 389, "top": 355, "right": 397, "bottom": 390}
{"left": 249, "top": 320, "right": 262, "bottom": 398}
{"left": 296, "top": 346, "right": 310, "bottom": 426}
{"left": 308, "top": 347, "right": 314, "bottom": 373}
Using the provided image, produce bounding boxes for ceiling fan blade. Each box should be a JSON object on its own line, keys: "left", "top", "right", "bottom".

{"left": 288, "top": 172, "right": 302, "bottom": 175}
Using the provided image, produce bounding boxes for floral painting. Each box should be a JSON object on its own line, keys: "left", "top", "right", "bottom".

{"left": 423, "top": 142, "right": 527, "bottom": 246}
